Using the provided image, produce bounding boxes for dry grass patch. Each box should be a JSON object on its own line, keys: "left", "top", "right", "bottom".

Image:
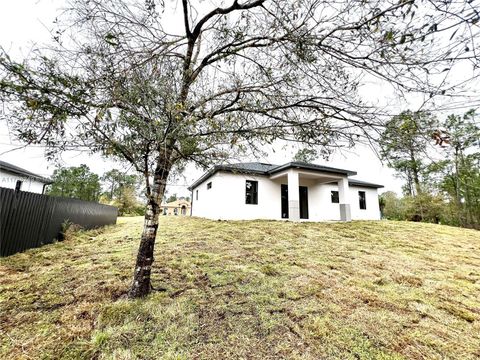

{"left": 1, "top": 217, "right": 479, "bottom": 359}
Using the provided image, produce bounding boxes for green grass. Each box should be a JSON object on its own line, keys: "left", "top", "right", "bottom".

{"left": 1, "top": 217, "right": 479, "bottom": 359}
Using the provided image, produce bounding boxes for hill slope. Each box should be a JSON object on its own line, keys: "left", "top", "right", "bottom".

{"left": 1, "top": 217, "right": 479, "bottom": 359}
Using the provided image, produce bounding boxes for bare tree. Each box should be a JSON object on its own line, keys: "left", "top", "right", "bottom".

{"left": 1, "top": 0, "right": 479, "bottom": 297}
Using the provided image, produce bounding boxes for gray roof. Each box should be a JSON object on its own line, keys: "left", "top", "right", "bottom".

{"left": 0, "top": 160, "right": 53, "bottom": 184}
{"left": 188, "top": 162, "right": 274, "bottom": 190}
{"left": 223, "top": 162, "right": 278, "bottom": 173}
{"left": 348, "top": 179, "right": 384, "bottom": 189}
{"left": 188, "top": 161, "right": 378, "bottom": 190}
{"left": 268, "top": 161, "right": 357, "bottom": 176}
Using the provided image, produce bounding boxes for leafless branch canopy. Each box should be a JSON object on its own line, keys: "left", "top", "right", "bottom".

{"left": 1, "top": 0, "right": 479, "bottom": 175}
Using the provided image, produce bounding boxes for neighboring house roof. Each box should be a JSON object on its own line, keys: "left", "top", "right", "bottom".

{"left": 0, "top": 160, "right": 53, "bottom": 184}
{"left": 188, "top": 161, "right": 380, "bottom": 190}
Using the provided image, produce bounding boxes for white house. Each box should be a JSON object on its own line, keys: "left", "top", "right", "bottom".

{"left": 0, "top": 160, "right": 52, "bottom": 194}
{"left": 188, "top": 162, "right": 383, "bottom": 222}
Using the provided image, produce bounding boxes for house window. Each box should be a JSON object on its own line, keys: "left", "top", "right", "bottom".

{"left": 331, "top": 190, "right": 339, "bottom": 203}
{"left": 207, "top": 182, "right": 212, "bottom": 189}
{"left": 196, "top": 189, "right": 198, "bottom": 200}
{"left": 15, "top": 180, "right": 22, "bottom": 192}
{"left": 245, "top": 180, "right": 258, "bottom": 204}
{"left": 359, "top": 191, "right": 366, "bottom": 210}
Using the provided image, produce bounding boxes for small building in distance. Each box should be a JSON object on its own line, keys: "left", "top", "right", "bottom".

{"left": 161, "top": 198, "right": 191, "bottom": 216}
{"left": 0, "top": 160, "right": 52, "bottom": 194}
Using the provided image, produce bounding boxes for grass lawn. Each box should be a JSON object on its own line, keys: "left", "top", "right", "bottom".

{"left": 1, "top": 217, "right": 479, "bottom": 359}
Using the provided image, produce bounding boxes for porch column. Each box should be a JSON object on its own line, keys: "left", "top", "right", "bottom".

{"left": 338, "top": 177, "right": 352, "bottom": 221}
{"left": 288, "top": 170, "right": 300, "bottom": 221}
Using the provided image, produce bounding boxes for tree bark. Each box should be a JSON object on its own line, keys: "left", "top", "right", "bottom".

{"left": 110, "top": 181, "right": 114, "bottom": 200}
{"left": 454, "top": 146, "right": 463, "bottom": 225}
{"left": 409, "top": 148, "right": 421, "bottom": 196}
{"left": 408, "top": 147, "right": 424, "bottom": 219}
{"left": 406, "top": 170, "right": 413, "bottom": 196}
{"left": 128, "top": 151, "right": 171, "bottom": 298}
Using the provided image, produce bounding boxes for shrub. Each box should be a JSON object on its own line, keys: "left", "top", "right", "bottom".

{"left": 60, "top": 219, "right": 83, "bottom": 241}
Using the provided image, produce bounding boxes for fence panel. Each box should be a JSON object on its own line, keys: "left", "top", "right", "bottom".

{"left": 0, "top": 187, "right": 117, "bottom": 257}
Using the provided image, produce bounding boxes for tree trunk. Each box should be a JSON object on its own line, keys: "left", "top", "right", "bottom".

{"left": 410, "top": 152, "right": 421, "bottom": 195}
{"left": 459, "top": 150, "right": 474, "bottom": 227}
{"left": 454, "top": 147, "right": 463, "bottom": 225}
{"left": 408, "top": 148, "right": 424, "bottom": 219}
{"left": 406, "top": 170, "right": 413, "bottom": 196}
{"left": 128, "top": 154, "right": 171, "bottom": 298}
{"left": 412, "top": 170, "right": 421, "bottom": 196}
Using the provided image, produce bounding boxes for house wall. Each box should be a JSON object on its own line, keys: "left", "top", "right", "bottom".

{"left": 192, "top": 172, "right": 282, "bottom": 220}
{"left": 349, "top": 186, "right": 381, "bottom": 220}
{"left": 309, "top": 182, "right": 381, "bottom": 221}
{"left": 309, "top": 182, "right": 341, "bottom": 221}
{"left": 0, "top": 170, "right": 46, "bottom": 194}
{"left": 191, "top": 171, "right": 381, "bottom": 221}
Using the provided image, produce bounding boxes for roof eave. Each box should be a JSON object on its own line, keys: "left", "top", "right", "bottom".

{"left": 1, "top": 168, "right": 53, "bottom": 184}
{"left": 188, "top": 165, "right": 269, "bottom": 191}
{"left": 348, "top": 181, "right": 384, "bottom": 189}
{"left": 188, "top": 162, "right": 362, "bottom": 190}
{"left": 268, "top": 162, "right": 357, "bottom": 176}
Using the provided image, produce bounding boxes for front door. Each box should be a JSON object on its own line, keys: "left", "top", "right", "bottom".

{"left": 299, "top": 186, "right": 309, "bottom": 219}
{"left": 281, "top": 185, "right": 308, "bottom": 219}
{"left": 281, "top": 184, "right": 289, "bottom": 218}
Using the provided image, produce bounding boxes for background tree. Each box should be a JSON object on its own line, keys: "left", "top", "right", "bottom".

{"left": 403, "top": 192, "right": 445, "bottom": 223}
{"left": 48, "top": 164, "right": 101, "bottom": 201}
{"left": 113, "top": 185, "right": 144, "bottom": 216}
{"left": 380, "top": 111, "right": 437, "bottom": 196}
{"left": 292, "top": 148, "right": 318, "bottom": 163}
{"left": 1, "top": 0, "right": 478, "bottom": 297}
{"left": 101, "top": 169, "right": 138, "bottom": 201}
{"left": 166, "top": 193, "right": 178, "bottom": 203}
{"left": 438, "top": 110, "right": 480, "bottom": 227}
{"left": 100, "top": 169, "right": 145, "bottom": 215}
{"left": 380, "top": 109, "right": 479, "bottom": 228}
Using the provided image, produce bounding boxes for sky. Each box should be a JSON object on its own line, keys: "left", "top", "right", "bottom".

{"left": 0, "top": 0, "right": 476, "bottom": 198}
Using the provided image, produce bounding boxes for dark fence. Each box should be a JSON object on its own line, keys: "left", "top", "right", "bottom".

{"left": 0, "top": 187, "right": 117, "bottom": 257}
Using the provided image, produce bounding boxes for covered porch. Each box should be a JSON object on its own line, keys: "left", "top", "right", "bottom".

{"left": 269, "top": 169, "right": 352, "bottom": 222}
